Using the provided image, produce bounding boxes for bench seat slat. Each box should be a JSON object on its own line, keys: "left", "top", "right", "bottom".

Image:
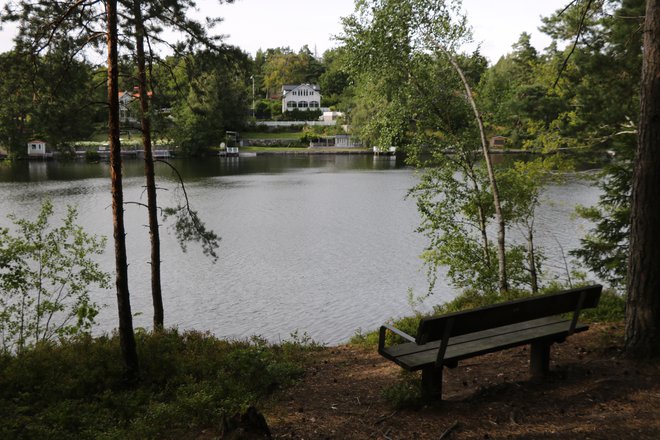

{"left": 385, "top": 319, "right": 588, "bottom": 371}
{"left": 381, "top": 316, "right": 569, "bottom": 360}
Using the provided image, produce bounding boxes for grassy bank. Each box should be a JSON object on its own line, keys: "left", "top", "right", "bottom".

{"left": 241, "top": 132, "right": 302, "bottom": 140}
{"left": 240, "top": 146, "right": 372, "bottom": 154}
{"left": 0, "top": 330, "right": 319, "bottom": 440}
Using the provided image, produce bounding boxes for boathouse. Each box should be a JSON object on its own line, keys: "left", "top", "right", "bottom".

{"left": 27, "top": 140, "right": 52, "bottom": 158}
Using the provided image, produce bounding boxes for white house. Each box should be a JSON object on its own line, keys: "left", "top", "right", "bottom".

{"left": 281, "top": 84, "right": 321, "bottom": 113}
{"left": 119, "top": 89, "right": 153, "bottom": 122}
{"left": 27, "top": 140, "right": 49, "bottom": 157}
{"left": 118, "top": 91, "right": 133, "bottom": 121}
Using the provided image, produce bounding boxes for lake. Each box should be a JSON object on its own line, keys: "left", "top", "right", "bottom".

{"left": 0, "top": 155, "right": 601, "bottom": 344}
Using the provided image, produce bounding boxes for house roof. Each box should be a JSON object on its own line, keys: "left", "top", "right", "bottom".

{"left": 282, "top": 83, "right": 320, "bottom": 92}
{"left": 119, "top": 90, "right": 153, "bottom": 98}
{"left": 28, "top": 140, "right": 47, "bottom": 144}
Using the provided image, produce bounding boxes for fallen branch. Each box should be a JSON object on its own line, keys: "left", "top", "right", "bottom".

{"left": 440, "top": 420, "right": 460, "bottom": 439}
{"left": 374, "top": 410, "right": 397, "bottom": 425}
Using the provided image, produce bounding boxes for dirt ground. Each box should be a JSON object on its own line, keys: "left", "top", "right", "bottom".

{"left": 264, "top": 323, "right": 660, "bottom": 439}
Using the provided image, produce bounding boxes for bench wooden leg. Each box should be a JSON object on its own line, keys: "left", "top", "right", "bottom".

{"left": 421, "top": 365, "right": 443, "bottom": 399}
{"left": 530, "top": 341, "right": 551, "bottom": 378}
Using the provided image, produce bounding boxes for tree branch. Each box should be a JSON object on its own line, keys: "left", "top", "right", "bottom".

{"left": 553, "top": 0, "right": 594, "bottom": 88}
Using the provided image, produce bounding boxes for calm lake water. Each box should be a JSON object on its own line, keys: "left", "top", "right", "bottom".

{"left": 0, "top": 155, "right": 601, "bottom": 344}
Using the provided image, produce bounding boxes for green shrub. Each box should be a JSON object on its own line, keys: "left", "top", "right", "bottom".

{"left": 432, "top": 287, "right": 532, "bottom": 315}
{"left": 280, "top": 108, "right": 322, "bottom": 121}
{"left": 85, "top": 150, "right": 100, "bottom": 161}
{"left": 0, "top": 330, "right": 319, "bottom": 440}
{"left": 581, "top": 289, "right": 625, "bottom": 322}
{"left": 381, "top": 372, "right": 424, "bottom": 409}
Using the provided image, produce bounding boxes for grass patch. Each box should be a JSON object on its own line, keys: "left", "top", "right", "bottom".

{"left": 0, "top": 329, "right": 320, "bottom": 440}
{"left": 241, "top": 146, "right": 308, "bottom": 152}
{"left": 381, "top": 371, "right": 425, "bottom": 409}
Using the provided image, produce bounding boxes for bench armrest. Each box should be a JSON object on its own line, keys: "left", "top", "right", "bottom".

{"left": 379, "top": 324, "right": 416, "bottom": 352}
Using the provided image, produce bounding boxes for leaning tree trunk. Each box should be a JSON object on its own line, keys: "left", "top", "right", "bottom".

{"left": 133, "top": 0, "right": 164, "bottom": 331}
{"left": 625, "top": 0, "right": 660, "bottom": 358}
{"left": 107, "top": 0, "right": 139, "bottom": 377}
{"left": 526, "top": 219, "right": 539, "bottom": 295}
{"left": 443, "top": 51, "right": 508, "bottom": 293}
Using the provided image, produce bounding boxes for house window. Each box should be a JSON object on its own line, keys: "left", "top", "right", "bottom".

{"left": 287, "top": 101, "right": 297, "bottom": 108}
{"left": 298, "top": 101, "right": 308, "bottom": 108}
{"left": 309, "top": 101, "right": 319, "bottom": 108}
{"left": 32, "top": 145, "right": 37, "bottom": 149}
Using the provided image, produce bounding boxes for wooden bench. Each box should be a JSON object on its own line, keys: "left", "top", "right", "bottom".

{"left": 378, "top": 285, "right": 602, "bottom": 399}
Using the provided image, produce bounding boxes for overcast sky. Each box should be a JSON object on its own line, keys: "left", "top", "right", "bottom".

{"left": 0, "top": 0, "right": 570, "bottom": 63}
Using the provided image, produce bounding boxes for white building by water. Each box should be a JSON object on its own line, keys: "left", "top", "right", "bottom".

{"left": 27, "top": 140, "right": 50, "bottom": 157}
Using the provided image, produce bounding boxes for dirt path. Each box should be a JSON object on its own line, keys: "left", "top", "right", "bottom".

{"left": 264, "top": 324, "right": 660, "bottom": 439}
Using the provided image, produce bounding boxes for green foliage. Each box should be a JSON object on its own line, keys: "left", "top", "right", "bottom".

{"left": 254, "top": 99, "right": 281, "bottom": 120}
{"left": 572, "top": 164, "right": 631, "bottom": 290}
{"left": 157, "top": 156, "right": 221, "bottom": 263}
{"left": 280, "top": 108, "right": 322, "bottom": 122}
{"left": 166, "top": 49, "right": 251, "bottom": 156}
{"left": 580, "top": 289, "right": 626, "bottom": 322}
{"left": 84, "top": 150, "right": 101, "bottom": 161}
{"left": 162, "top": 205, "right": 221, "bottom": 262}
{"left": 552, "top": 0, "right": 642, "bottom": 290}
{"left": 318, "top": 47, "right": 352, "bottom": 108}
{"left": 0, "top": 50, "right": 96, "bottom": 156}
{"left": 410, "top": 155, "right": 559, "bottom": 294}
{"left": 260, "top": 46, "right": 324, "bottom": 97}
{"left": 381, "top": 372, "right": 424, "bottom": 409}
{"left": 432, "top": 288, "right": 533, "bottom": 315}
{"left": 0, "top": 200, "right": 109, "bottom": 354}
{"left": 0, "top": 330, "right": 319, "bottom": 439}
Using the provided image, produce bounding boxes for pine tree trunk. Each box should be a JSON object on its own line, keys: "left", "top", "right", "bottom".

{"left": 133, "top": 0, "right": 164, "bottom": 331}
{"left": 107, "top": 0, "right": 139, "bottom": 377}
{"left": 625, "top": 0, "right": 660, "bottom": 358}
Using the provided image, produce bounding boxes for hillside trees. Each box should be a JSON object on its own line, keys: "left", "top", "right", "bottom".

{"left": 261, "top": 46, "right": 324, "bottom": 98}
{"left": 0, "top": 51, "right": 33, "bottom": 156}
{"left": 0, "top": 49, "right": 96, "bottom": 156}
{"left": 317, "top": 47, "right": 352, "bottom": 109}
{"left": 166, "top": 48, "right": 251, "bottom": 154}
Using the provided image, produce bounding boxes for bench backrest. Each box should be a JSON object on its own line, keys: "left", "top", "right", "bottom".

{"left": 415, "top": 285, "right": 602, "bottom": 344}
